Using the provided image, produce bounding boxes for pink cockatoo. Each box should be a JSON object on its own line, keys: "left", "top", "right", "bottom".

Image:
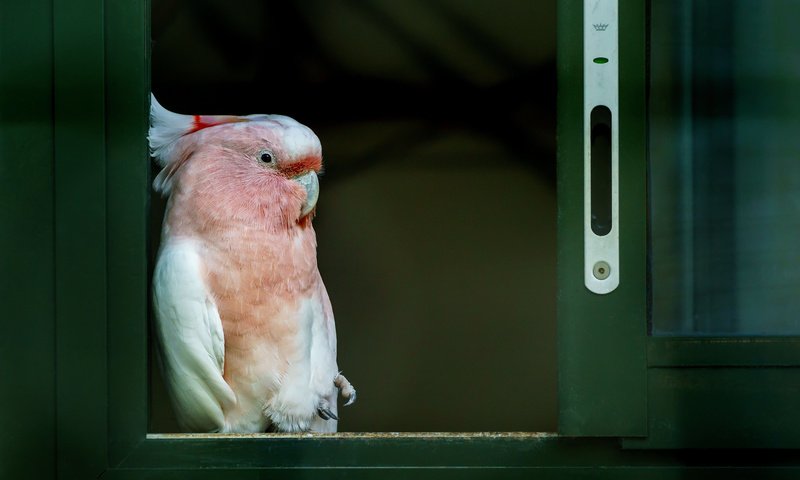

{"left": 149, "top": 95, "right": 355, "bottom": 433}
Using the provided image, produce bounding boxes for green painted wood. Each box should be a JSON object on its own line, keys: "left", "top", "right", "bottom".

{"left": 0, "top": 1, "right": 56, "bottom": 479}
{"left": 53, "top": 0, "right": 108, "bottom": 477}
{"left": 625, "top": 368, "right": 800, "bottom": 449}
{"left": 557, "top": 0, "right": 648, "bottom": 436}
{"left": 103, "top": 434, "right": 800, "bottom": 477}
{"left": 106, "top": 0, "right": 151, "bottom": 465}
{"left": 117, "top": 435, "right": 614, "bottom": 469}
{"left": 110, "top": 434, "right": 800, "bottom": 469}
{"left": 99, "top": 466, "right": 800, "bottom": 480}
{"left": 648, "top": 337, "right": 800, "bottom": 367}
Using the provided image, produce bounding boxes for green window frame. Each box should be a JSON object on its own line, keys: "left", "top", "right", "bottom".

{"left": 559, "top": 0, "right": 800, "bottom": 449}
{"left": 6, "top": 0, "right": 800, "bottom": 478}
{"left": 558, "top": 0, "right": 648, "bottom": 438}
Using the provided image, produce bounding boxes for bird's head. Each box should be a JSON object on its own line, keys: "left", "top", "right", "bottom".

{"left": 149, "top": 95, "right": 323, "bottom": 228}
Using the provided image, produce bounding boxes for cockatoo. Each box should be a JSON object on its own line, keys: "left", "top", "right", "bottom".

{"left": 149, "top": 95, "right": 355, "bottom": 433}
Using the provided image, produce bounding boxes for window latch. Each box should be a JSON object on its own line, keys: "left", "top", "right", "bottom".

{"left": 584, "top": 0, "right": 619, "bottom": 294}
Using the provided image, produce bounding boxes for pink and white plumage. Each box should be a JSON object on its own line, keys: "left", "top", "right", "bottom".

{"left": 149, "top": 95, "right": 355, "bottom": 433}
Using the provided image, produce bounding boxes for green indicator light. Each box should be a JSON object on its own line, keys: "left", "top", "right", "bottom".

{"left": 593, "top": 57, "right": 609, "bottom": 64}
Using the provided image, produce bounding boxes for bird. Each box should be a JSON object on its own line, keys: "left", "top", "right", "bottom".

{"left": 149, "top": 95, "right": 355, "bottom": 433}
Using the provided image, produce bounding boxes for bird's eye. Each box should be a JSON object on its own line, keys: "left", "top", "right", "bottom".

{"left": 259, "top": 150, "right": 274, "bottom": 164}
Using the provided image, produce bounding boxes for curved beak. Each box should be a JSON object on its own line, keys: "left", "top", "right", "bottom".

{"left": 293, "top": 171, "right": 319, "bottom": 218}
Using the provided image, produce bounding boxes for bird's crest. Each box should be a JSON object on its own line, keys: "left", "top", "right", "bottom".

{"left": 148, "top": 94, "right": 246, "bottom": 167}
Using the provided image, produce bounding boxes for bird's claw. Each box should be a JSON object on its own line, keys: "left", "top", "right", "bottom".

{"left": 317, "top": 406, "right": 338, "bottom": 421}
{"left": 334, "top": 373, "right": 357, "bottom": 407}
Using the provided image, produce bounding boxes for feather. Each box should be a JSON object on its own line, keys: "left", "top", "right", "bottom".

{"left": 148, "top": 94, "right": 196, "bottom": 166}
{"left": 148, "top": 94, "right": 247, "bottom": 166}
{"left": 152, "top": 239, "right": 236, "bottom": 432}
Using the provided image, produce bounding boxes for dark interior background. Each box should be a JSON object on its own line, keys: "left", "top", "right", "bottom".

{"left": 149, "top": 0, "right": 557, "bottom": 432}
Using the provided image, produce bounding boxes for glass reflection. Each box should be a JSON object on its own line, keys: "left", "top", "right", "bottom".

{"left": 650, "top": 0, "right": 800, "bottom": 335}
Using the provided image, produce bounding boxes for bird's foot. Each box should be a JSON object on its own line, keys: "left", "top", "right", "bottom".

{"left": 334, "top": 373, "right": 357, "bottom": 407}
{"left": 316, "top": 399, "right": 338, "bottom": 421}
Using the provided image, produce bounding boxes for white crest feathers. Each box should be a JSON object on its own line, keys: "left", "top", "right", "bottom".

{"left": 148, "top": 94, "right": 195, "bottom": 167}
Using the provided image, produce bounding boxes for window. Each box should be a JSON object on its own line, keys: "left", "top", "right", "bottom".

{"left": 9, "top": 0, "right": 800, "bottom": 477}
{"left": 640, "top": 0, "right": 800, "bottom": 448}
{"left": 650, "top": 0, "right": 800, "bottom": 336}
{"left": 561, "top": 0, "right": 800, "bottom": 449}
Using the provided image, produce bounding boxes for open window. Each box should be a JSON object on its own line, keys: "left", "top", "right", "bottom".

{"left": 9, "top": 0, "right": 800, "bottom": 478}
{"left": 147, "top": 0, "right": 558, "bottom": 434}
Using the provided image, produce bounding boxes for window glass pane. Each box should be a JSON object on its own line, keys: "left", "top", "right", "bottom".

{"left": 650, "top": 0, "right": 800, "bottom": 335}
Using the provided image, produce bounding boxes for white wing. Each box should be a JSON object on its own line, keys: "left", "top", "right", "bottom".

{"left": 152, "top": 240, "right": 236, "bottom": 432}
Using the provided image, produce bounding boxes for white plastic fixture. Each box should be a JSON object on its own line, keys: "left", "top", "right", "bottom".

{"left": 584, "top": 0, "right": 619, "bottom": 294}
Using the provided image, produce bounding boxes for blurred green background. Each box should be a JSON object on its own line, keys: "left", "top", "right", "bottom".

{"left": 149, "top": 0, "right": 557, "bottom": 432}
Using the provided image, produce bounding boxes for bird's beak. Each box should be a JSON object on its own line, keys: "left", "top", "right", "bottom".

{"left": 293, "top": 171, "right": 319, "bottom": 218}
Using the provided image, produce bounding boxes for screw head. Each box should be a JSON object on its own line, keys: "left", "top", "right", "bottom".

{"left": 593, "top": 261, "right": 611, "bottom": 280}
